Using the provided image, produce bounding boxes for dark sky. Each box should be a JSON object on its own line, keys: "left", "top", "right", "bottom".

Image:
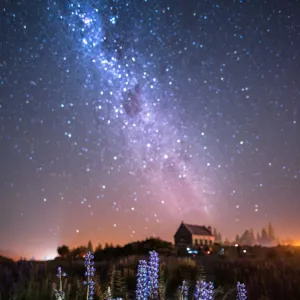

{"left": 1, "top": 0, "right": 300, "bottom": 259}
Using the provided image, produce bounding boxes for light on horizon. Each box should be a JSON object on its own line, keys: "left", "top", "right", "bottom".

{"left": 43, "top": 251, "right": 57, "bottom": 261}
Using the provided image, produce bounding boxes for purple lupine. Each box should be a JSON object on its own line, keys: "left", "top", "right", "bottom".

{"left": 206, "top": 282, "right": 214, "bottom": 300}
{"left": 83, "top": 252, "right": 96, "bottom": 300}
{"left": 179, "top": 280, "right": 189, "bottom": 300}
{"left": 136, "top": 260, "right": 149, "bottom": 300}
{"left": 54, "top": 266, "right": 67, "bottom": 300}
{"left": 236, "top": 282, "right": 247, "bottom": 300}
{"left": 56, "top": 266, "right": 67, "bottom": 279}
{"left": 148, "top": 251, "right": 159, "bottom": 299}
{"left": 194, "top": 280, "right": 214, "bottom": 300}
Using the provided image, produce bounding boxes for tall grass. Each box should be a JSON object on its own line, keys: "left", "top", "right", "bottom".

{"left": 6, "top": 247, "right": 300, "bottom": 299}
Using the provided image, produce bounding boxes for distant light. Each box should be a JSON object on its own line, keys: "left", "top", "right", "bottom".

{"left": 187, "top": 247, "right": 190, "bottom": 251}
{"left": 235, "top": 244, "right": 239, "bottom": 247}
{"left": 43, "top": 252, "right": 57, "bottom": 261}
{"left": 76, "top": 229, "right": 79, "bottom": 233}
{"left": 243, "top": 249, "right": 247, "bottom": 253}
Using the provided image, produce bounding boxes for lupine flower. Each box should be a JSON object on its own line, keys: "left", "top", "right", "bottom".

{"left": 136, "top": 260, "right": 149, "bottom": 300}
{"left": 56, "top": 266, "right": 67, "bottom": 278}
{"left": 148, "top": 251, "right": 159, "bottom": 299}
{"left": 236, "top": 282, "right": 247, "bottom": 300}
{"left": 206, "top": 282, "right": 214, "bottom": 300}
{"left": 54, "top": 266, "right": 67, "bottom": 300}
{"left": 194, "top": 280, "right": 214, "bottom": 300}
{"left": 179, "top": 280, "right": 189, "bottom": 300}
{"left": 83, "top": 251, "right": 96, "bottom": 300}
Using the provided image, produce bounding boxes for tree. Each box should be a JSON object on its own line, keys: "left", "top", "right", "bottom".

{"left": 224, "top": 238, "right": 231, "bottom": 245}
{"left": 240, "top": 229, "right": 255, "bottom": 246}
{"left": 235, "top": 234, "right": 240, "bottom": 244}
{"left": 268, "top": 222, "right": 276, "bottom": 240}
{"left": 78, "top": 245, "right": 88, "bottom": 257}
{"left": 261, "top": 228, "right": 269, "bottom": 246}
{"left": 70, "top": 247, "right": 81, "bottom": 259}
{"left": 256, "top": 232, "right": 261, "bottom": 244}
{"left": 217, "top": 233, "right": 222, "bottom": 244}
{"left": 95, "top": 243, "right": 102, "bottom": 251}
{"left": 213, "top": 228, "right": 218, "bottom": 239}
{"left": 249, "top": 229, "right": 256, "bottom": 245}
{"left": 87, "top": 240, "right": 93, "bottom": 252}
{"left": 57, "top": 245, "right": 70, "bottom": 258}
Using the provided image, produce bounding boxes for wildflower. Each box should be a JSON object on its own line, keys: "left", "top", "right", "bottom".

{"left": 236, "top": 282, "right": 247, "bottom": 300}
{"left": 179, "top": 280, "right": 189, "bottom": 300}
{"left": 56, "top": 266, "right": 67, "bottom": 278}
{"left": 83, "top": 251, "right": 96, "bottom": 300}
{"left": 148, "top": 251, "right": 159, "bottom": 299}
{"left": 206, "top": 282, "right": 214, "bottom": 300}
{"left": 136, "top": 260, "right": 149, "bottom": 300}
{"left": 194, "top": 280, "right": 214, "bottom": 300}
{"left": 54, "top": 266, "right": 67, "bottom": 300}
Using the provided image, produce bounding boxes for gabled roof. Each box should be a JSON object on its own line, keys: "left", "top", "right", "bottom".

{"left": 183, "top": 223, "right": 213, "bottom": 236}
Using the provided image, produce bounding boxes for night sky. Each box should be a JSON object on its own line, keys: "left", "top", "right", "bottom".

{"left": 1, "top": 0, "right": 300, "bottom": 260}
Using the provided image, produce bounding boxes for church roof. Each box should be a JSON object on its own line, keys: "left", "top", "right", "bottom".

{"left": 183, "top": 223, "right": 213, "bottom": 236}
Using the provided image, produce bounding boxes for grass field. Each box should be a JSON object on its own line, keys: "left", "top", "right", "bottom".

{"left": 0, "top": 245, "right": 299, "bottom": 299}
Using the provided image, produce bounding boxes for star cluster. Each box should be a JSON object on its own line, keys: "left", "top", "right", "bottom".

{"left": 0, "top": 0, "right": 300, "bottom": 259}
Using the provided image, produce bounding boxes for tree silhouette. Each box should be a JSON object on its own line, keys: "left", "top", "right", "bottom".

{"left": 217, "top": 233, "right": 222, "bottom": 244}
{"left": 256, "top": 232, "right": 261, "bottom": 244}
{"left": 240, "top": 229, "right": 255, "bottom": 246}
{"left": 69, "top": 247, "right": 84, "bottom": 259}
{"left": 57, "top": 245, "right": 70, "bottom": 258}
{"left": 268, "top": 222, "right": 276, "bottom": 240}
{"left": 213, "top": 228, "right": 218, "bottom": 239}
{"left": 261, "top": 228, "right": 269, "bottom": 246}
{"left": 95, "top": 243, "right": 102, "bottom": 251}
{"left": 87, "top": 240, "right": 93, "bottom": 252}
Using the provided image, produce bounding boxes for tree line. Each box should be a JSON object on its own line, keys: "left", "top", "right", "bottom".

{"left": 234, "top": 222, "right": 277, "bottom": 246}
{"left": 57, "top": 238, "right": 173, "bottom": 261}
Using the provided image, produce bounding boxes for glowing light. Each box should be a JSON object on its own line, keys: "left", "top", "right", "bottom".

{"left": 43, "top": 251, "right": 57, "bottom": 261}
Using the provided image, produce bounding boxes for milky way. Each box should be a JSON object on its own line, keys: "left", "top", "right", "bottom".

{"left": 1, "top": 0, "right": 300, "bottom": 258}
{"left": 53, "top": 0, "right": 218, "bottom": 214}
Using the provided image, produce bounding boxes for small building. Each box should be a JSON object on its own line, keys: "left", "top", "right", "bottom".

{"left": 174, "top": 222, "right": 215, "bottom": 248}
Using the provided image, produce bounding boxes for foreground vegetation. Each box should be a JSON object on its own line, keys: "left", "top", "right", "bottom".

{"left": 1, "top": 242, "right": 300, "bottom": 299}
